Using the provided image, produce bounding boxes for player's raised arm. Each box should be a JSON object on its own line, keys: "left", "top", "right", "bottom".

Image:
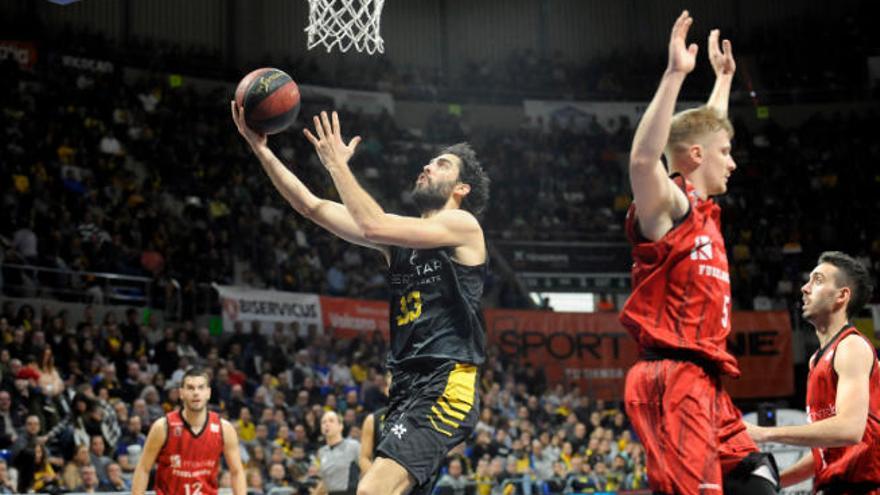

{"left": 304, "top": 111, "right": 484, "bottom": 253}
{"left": 628, "top": 11, "right": 696, "bottom": 241}
{"left": 706, "top": 29, "right": 736, "bottom": 117}
{"left": 131, "top": 417, "right": 167, "bottom": 495}
{"left": 231, "top": 101, "right": 388, "bottom": 255}
{"left": 221, "top": 420, "right": 248, "bottom": 495}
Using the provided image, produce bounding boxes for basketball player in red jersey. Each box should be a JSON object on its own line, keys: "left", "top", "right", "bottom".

{"left": 747, "top": 252, "right": 879, "bottom": 494}
{"left": 620, "top": 11, "right": 778, "bottom": 494}
{"left": 132, "top": 368, "right": 247, "bottom": 495}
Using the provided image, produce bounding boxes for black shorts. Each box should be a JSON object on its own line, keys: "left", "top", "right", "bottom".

{"left": 376, "top": 361, "right": 480, "bottom": 491}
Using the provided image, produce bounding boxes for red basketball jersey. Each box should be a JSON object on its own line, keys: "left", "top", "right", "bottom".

{"left": 155, "top": 410, "right": 224, "bottom": 495}
{"left": 620, "top": 175, "right": 740, "bottom": 377}
{"left": 806, "top": 325, "right": 880, "bottom": 489}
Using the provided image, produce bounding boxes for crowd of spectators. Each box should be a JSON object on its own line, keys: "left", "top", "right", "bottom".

{"left": 720, "top": 110, "right": 880, "bottom": 313}
{"left": 0, "top": 56, "right": 413, "bottom": 316}
{"left": 2, "top": 41, "right": 879, "bottom": 315}
{"left": 487, "top": 105, "right": 880, "bottom": 313}
{"left": 0, "top": 44, "right": 630, "bottom": 312}
{"left": 0, "top": 301, "right": 648, "bottom": 494}
{"left": 458, "top": 8, "right": 878, "bottom": 104}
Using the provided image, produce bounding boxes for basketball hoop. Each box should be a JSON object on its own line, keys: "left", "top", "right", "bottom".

{"left": 305, "top": 0, "right": 386, "bottom": 54}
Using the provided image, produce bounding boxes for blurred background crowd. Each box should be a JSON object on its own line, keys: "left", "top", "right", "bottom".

{"left": 0, "top": 301, "right": 647, "bottom": 494}
{"left": 2, "top": 57, "right": 877, "bottom": 316}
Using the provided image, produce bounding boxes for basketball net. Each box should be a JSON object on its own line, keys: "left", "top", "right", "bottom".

{"left": 305, "top": 0, "right": 386, "bottom": 54}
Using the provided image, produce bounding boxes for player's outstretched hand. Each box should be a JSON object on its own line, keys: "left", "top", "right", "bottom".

{"left": 303, "top": 111, "right": 362, "bottom": 170}
{"left": 230, "top": 101, "right": 267, "bottom": 149}
{"left": 708, "top": 29, "right": 736, "bottom": 77}
{"left": 667, "top": 10, "right": 698, "bottom": 75}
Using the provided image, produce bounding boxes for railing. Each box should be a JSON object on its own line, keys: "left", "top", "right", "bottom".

{"left": 0, "top": 263, "right": 181, "bottom": 320}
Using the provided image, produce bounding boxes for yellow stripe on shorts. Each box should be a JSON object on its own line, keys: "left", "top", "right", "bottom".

{"left": 430, "top": 405, "right": 460, "bottom": 428}
{"left": 438, "top": 363, "right": 476, "bottom": 413}
{"left": 437, "top": 396, "right": 467, "bottom": 420}
{"left": 427, "top": 414, "right": 453, "bottom": 436}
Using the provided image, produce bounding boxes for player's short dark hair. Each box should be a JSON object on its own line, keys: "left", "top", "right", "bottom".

{"left": 181, "top": 367, "right": 211, "bottom": 386}
{"left": 442, "top": 142, "right": 490, "bottom": 218}
{"left": 818, "top": 251, "right": 874, "bottom": 318}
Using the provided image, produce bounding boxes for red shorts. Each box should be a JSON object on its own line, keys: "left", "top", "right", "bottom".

{"left": 624, "top": 359, "right": 758, "bottom": 495}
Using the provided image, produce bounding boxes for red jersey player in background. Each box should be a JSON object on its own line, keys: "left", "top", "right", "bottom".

{"left": 132, "top": 367, "right": 247, "bottom": 495}
{"left": 747, "top": 252, "right": 879, "bottom": 494}
{"left": 620, "top": 11, "right": 779, "bottom": 495}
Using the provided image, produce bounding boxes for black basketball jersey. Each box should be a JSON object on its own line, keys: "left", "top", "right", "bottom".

{"left": 387, "top": 245, "right": 486, "bottom": 369}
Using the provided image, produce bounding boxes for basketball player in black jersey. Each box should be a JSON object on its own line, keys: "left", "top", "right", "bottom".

{"left": 232, "top": 106, "right": 489, "bottom": 495}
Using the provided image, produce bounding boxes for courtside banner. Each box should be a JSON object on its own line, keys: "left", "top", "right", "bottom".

{"left": 319, "top": 296, "right": 389, "bottom": 339}
{"left": 722, "top": 311, "right": 794, "bottom": 399}
{"left": 215, "top": 284, "right": 322, "bottom": 332}
{"left": 485, "top": 309, "right": 793, "bottom": 400}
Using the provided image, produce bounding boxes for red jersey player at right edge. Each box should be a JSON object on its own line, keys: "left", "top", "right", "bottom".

{"left": 747, "top": 252, "right": 879, "bottom": 494}
{"left": 620, "top": 11, "right": 779, "bottom": 495}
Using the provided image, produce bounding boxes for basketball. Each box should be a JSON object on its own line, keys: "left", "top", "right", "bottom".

{"left": 234, "top": 67, "right": 301, "bottom": 135}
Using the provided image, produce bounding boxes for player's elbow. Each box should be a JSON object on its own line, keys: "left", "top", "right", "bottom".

{"left": 833, "top": 431, "right": 862, "bottom": 447}
{"left": 829, "top": 416, "right": 866, "bottom": 446}
{"left": 840, "top": 423, "right": 866, "bottom": 445}
{"left": 299, "top": 199, "right": 321, "bottom": 220}
{"left": 360, "top": 221, "right": 386, "bottom": 242}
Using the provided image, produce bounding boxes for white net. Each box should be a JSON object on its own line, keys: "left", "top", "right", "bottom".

{"left": 305, "top": 0, "right": 386, "bottom": 54}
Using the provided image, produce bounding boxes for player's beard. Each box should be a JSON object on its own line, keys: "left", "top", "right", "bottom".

{"left": 184, "top": 399, "right": 206, "bottom": 413}
{"left": 412, "top": 179, "right": 454, "bottom": 215}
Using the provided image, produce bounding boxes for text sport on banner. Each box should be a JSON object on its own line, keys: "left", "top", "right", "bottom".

{"left": 485, "top": 309, "right": 793, "bottom": 400}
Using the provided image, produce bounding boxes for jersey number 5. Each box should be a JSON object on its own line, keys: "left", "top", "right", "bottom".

{"left": 721, "top": 295, "right": 731, "bottom": 329}
{"left": 397, "top": 291, "right": 422, "bottom": 326}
